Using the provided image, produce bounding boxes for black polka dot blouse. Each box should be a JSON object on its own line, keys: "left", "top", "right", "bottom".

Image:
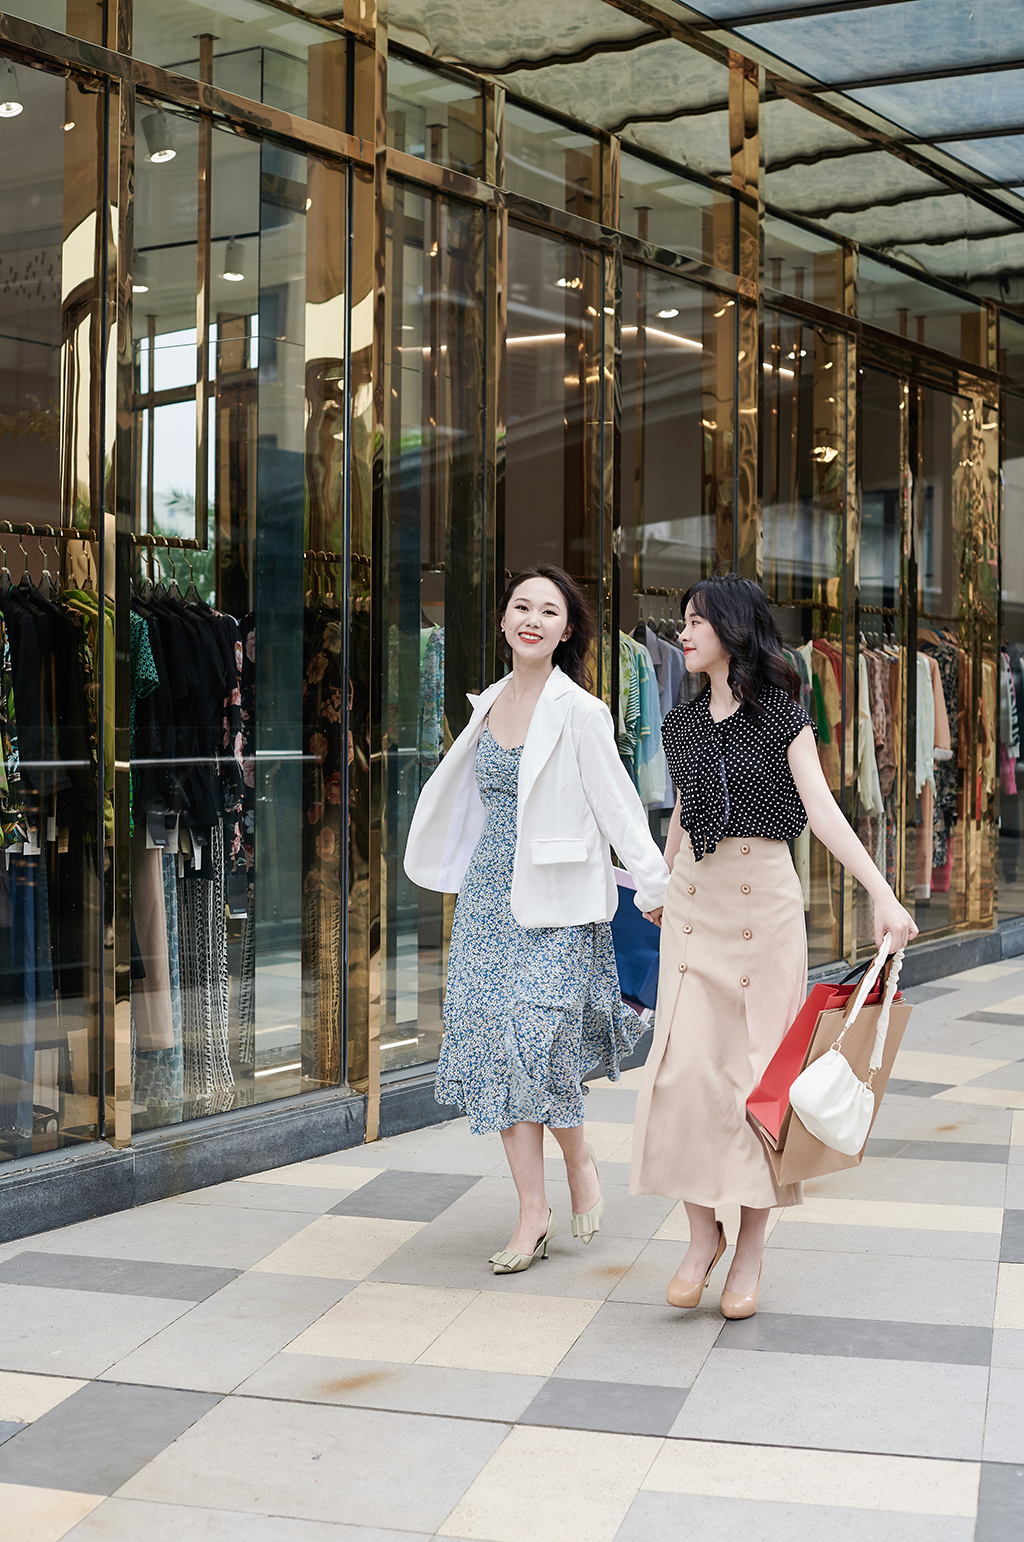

{"left": 661, "top": 683, "right": 816, "bottom": 860}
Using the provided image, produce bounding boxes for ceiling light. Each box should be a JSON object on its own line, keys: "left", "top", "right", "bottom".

{"left": 64, "top": 120, "right": 75, "bottom": 133}
{"left": 221, "top": 240, "right": 246, "bottom": 282}
{"left": 713, "top": 300, "right": 735, "bottom": 317}
{"left": 812, "top": 445, "right": 839, "bottom": 463}
{"left": 657, "top": 308, "right": 679, "bottom": 319}
{"left": 132, "top": 253, "right": 150, "bottom": 294}
{"left": 141, "top": 110, "right": 176, "bottom": 163}
{"left": 556, "top": 276, "right": 583, "bottom": 290}
{"left": 0, "top": 62, "right": 23, "bottom": 118}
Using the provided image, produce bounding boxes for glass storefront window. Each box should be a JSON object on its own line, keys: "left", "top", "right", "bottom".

{"left": 619, "top": 151, "right": 732, "bottom": 270}
{"left": 130, "top": 103, "right": 350, "bottom": 1129}
{"left": 999, "top": 394, "right": 1024, "bottom": 918}
{"left": 764, "top": 214, "right": 844, "bottom": 313}
{"left": 387, "top": 52, "right": 484, "bottom": 177}
{"left": 0, "top": 60, "right": 103, "bottom": 1162}
{"left": 382, "top": 183, "right": 487, "bottom": 1074}
{"left": 999, "top": 312, "right": 1024, "bottom": 383}
{"left": 762, "top": 312, "right": 851, "bottom": 967}
{"left": 859, "top": 255, "right": 986, "bottom": 364}
{"left": 133, "top": 0, "right": 349, "bottom": 129}
{"left": 504, "top": 101, "right": 601, "bottom": 220}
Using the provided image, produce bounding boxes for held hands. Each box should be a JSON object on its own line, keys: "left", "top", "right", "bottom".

{"left": 643, "top": 907, "right": 664, "bottom": 928}
{"left": 874, "top": 895, "right": 919, "bottom": 953}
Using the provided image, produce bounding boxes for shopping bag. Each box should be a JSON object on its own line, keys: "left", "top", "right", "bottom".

{"left": 610, "top": 868, "right": 661, "bottom": 1011}
{"left": 752, "top": 939, "right": 912, "bottom": 1186}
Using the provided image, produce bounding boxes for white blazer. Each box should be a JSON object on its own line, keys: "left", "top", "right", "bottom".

{"left": 403, "top": 666, "right": 670, "bottom": 928}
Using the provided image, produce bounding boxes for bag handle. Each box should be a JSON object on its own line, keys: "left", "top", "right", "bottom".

{"left": 833, "top": 933, "right": 905, "bottom": 1084}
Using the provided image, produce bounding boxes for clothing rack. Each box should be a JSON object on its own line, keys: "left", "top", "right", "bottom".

{"left": 860, "top": 604, "right": 900, "bottom": 617}
{"left": 635, "top": 586, "right": 685, "bottom": 599}
{"left": 0, "top": 521, "right": 97, "bottom": 542}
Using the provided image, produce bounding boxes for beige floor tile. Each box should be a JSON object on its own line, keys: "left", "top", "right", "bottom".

{"left": 995, "top": 1264, "right": 1024, "bottom": 1329}
{"left": 893, "top": 1050, "right": 1010, "bottom": 1085}
{"left": 606, "top": 1134, "right": 633, "bottom": 1164}
{"left": 542, "top": 1123, "right": 633, "bottom": 1161}
{"left": 0, "top": 1484, "right": 104, "bottom": 1542}
{"left": 0, "top": 1372, "right": 85, "bottom": 1423}
{"left": 250, "top": 1216, "right": 423, "bottom": 1280}
{"left": 437, "top": 1424, "right": 661, "bottom": 1542}
{"left": 243, "top": 1164, "right": 383, "bottom": 1191}
{"left": 642, "top": 1441, "right": 979, "bottom": 1517}
{"left": 1013, "top": 1111, "right": 1024, "bottom": 1147}
{"left": 590, "top": 1067, "right": 647, "bottom": 1091}
{"left": 653, "top": 1205, "right": 785, "bottom": 1245}
{"left": 283, "top": 1282, "right": 478, "bottom": 1363}
{"left": 419, "top": 1291, "right": 601, "bottom": 1377}
{"left": 781, "top": 1198, "right": 1003, "bottom": 1233}
{"left": 944, "top": 965, "right": 1022, "bottom": 984}
{"left": 975, "top": 989, "right": 1024, "bottom": 1011}
{"left": 933, "top": 1086, "right": 1024, "bottom": 1109}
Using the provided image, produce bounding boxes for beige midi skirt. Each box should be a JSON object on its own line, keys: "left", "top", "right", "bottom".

{"left": 630, "top": 835, "right": 806, "bottom": 1210}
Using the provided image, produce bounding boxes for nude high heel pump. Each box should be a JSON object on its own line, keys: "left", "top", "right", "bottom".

{"left": 666, "top": 1221, "right": 727, "bottom": 1309}
{"left": 571, "top": 1142, "right": 605, "bottom": 1245}
{"left": 490, "top": 1210, "right": 557, "bottom": 1275}
{"left": 720, "top": 1260, "right": 762, "bottom": 1320}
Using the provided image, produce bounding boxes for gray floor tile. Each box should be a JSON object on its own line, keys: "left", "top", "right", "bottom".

{"left": 520, "top": 1375, "right": 687, "bottom": 1436}
{"left": 614, "top": 1492, "right": 974, "bottom": 1542}
{"left": 552, "top": 1298, "right": 722, "bottom": 1387}
{"left": 718, "top": 1311, "right": 991, "bottom": 1365}
{"left": 865, "top": 1138, "right": 1010, "bottom": 1165}
{"left": 886, "top": 1078, "right": 955, "bottom": 1097}
{"left": 992, "top": 1328, "right": 1024, "bottom": 1369}
{"left": 99, "top": 1272, "right": 354, "bottom": 1394}
{"left": 753, "top": 1248, "right": 997, "bottom": 1326}
{"left": 21, "top": 1199, "right": 313, "bottom": 1270}
{"left": 672, "top": 1347, "right": 988, "bottom": 1458}
{"left": 0, "top": 1282, "right": 193, "bottom": 1377}
{"left": 870, "top": 1101, "right": 1012, "bottom": 1145}
{"left": 237, "top": 1351, "right": 543, "bottom": 1422}
{"left": 0, "top": 1380, "right": 218, "bottom": 1493}
{"left": 175, "top": 1182, "right": 349, "bottom": 1215}
{"left": 0, "top": 1420, "right": 25, "bottom": 1445}
{"left": 1001, "top": 1210, "right": 1024, "bottom": 1263}
{"left": 1003, "top": 1167, "right": 1024, "bottom": 1208}
{"left": 119, "top": 1394, "right": 507, "bottom": 1532}
{"left": 609, "top": 1239, "right": 715, "bottom": 1306}
{"left": 0, "top": 1251, "right": 239, "bottom": 1301}
{"left": 961, "top": 1011, "right": 1024, "bottom": 1026}
{"left": 803, "top": 1155, "right": 1006, "bottom": 1207}
{"left": 765, "top": 1220, "right": 1001, "bottom": 1261}
{"left": 902, "top": 985, "right": 960, "bottom": 1004}
{"left": 965, "top": 1064, "right": 1024, "bottom": 1089}
{"left": 975, "top": 1462, "right": 1024, "bottom": 1542}
{"left": 62, "top": 1497, "right": 430, "bottom": 1541}
{"left": 579, "top": 1086, "right": 638, "bottom": 1119}
{"left": 328, "top": 1170, "right": 480, "bottom": 1222}
{"left": 983, "top": 1368, "right": 1024, "bottom": 1462}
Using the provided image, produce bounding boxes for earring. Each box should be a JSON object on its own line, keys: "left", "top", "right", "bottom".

{"left": 562, "top": 633, "right": 570, "bottom": 641}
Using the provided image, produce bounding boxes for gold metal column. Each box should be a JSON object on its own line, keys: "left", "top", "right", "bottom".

{"left": 195, "top": 34, "right": 214, "bottom": 548}
{"left": 345, "top": 0, "right": 387, "bottom": 1142}
{"left": 600, "top": 135, "right": 621, "bottom": 704}
{"left": 842, "top": 327, "right": 859, "bottom": 959}
{"left": 484, "top": 81, "right": 506, "bottom": 685}
{"left": 730, "top": 50, "right": 761, "bottom": 580}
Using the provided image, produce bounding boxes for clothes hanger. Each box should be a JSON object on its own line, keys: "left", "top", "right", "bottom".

{"left": 0, "top": 532, "right": 10, "bottom": 597}
{"left": 182, "top": 548, "right": 202, "bottom": 607}
{"left": 81, "top": 535, "right": 95, "bottom": 592}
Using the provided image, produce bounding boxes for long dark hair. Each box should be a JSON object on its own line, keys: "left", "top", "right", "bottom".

{"left": 682, "top": 572, "right": 800, "bottom": 715}
{"left": 498, "top": 565, "right": 595, "bottom": 689}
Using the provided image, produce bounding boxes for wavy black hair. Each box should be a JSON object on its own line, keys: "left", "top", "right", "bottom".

{"left": 681, "top": 572, "right": 800, "bottom": 716}
{"left": 498, "top": 564, "right": 595, "bottom": 689}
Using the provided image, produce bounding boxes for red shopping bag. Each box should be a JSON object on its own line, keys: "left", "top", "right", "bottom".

{"left": 746, "top": 973, "right": 887, "bottom": 1148}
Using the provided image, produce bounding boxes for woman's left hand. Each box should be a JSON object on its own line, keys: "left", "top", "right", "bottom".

{"left": 874, "top": 895, "right": 918, "bottom": 952}
{"left": 643, "top": 907, "right": 663, "bottom": 928}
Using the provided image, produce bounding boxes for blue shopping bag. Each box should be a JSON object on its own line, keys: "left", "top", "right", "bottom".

{"left": 610, "top": 869, "right": 661, "bottom": 1011}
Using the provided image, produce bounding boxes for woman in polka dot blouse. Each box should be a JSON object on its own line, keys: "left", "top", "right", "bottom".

{"left": 630, "top": 573, "right": 917, "bottom": 1320}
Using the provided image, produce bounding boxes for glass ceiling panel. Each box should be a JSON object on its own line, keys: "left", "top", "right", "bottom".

{"left": 626, "top": 111, "right": 731, "bottom": 183}
{"left": 736, "top": 1, "right": 1024, "bottom": 85}
{"left": 938, "top": 136, "right": 1024, "bottom": 184}
{"left": 766, "top": 150, "right": 948, "bottom": 224}
{"left": 501, "top": 38, "right": 727, "bottom": 137}
{"left": 684, "top": 1, "right": 830, "bottom": 14}
{"left": 385, "top": 0, "right": 649, "bottom": 68}
{"left": 886, "top": 229, "right": 1024, "bottom": 289}
{"left": 847, "top": 70, "right": 1024, "bottom": 140}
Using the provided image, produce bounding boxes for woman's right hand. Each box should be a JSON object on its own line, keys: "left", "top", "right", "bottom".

{"left": 874, "top": 893, "right": 918, "bottom": 953}
{"left": 643, "top": 907, "right": 663, "bottom": 929}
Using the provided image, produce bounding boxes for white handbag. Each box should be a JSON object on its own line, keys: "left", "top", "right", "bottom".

{"left": 789, "top": 933, "right": 904, "bottom": 1156}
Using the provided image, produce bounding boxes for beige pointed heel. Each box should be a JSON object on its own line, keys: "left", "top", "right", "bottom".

{"left": 720, "top": 1260, "right": 762, "bottom": 1320}
{"left": 666, "top": 1221, "right": 727, "bottom": 1309}
{"left": 571, "top": 1142, "right": 605, "bottom": 1245}
{"left": 490, "top": 1209, "right": 557, "bottom": 1274}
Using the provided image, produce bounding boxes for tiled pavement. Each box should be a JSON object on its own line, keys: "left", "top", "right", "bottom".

{"left": 2, "top": 963, "right": 1024, "bottom": 1539}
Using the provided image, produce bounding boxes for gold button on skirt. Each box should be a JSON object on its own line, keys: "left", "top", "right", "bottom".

{"left": 630, "top": 835, "right": 806, "bottom": 1210}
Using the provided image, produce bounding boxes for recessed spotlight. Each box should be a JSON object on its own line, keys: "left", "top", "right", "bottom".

{"left": 141, "top": 110, "right": 176, "bottom": 163}
{"left": 132, "top": 253, "right": 150, "bottom": 294}
{"left": 657, "top": 308, "right": 679, "bottom": 319}
{"left": 0, "top": 62, "right": 23, "bottom": 118}
{"left": 221, "top": 240, "right": 246, "bottom": 282}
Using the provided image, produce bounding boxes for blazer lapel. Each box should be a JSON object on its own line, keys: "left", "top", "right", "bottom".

{"left": 516, "top": 668, "right": 574, "bottom": 826}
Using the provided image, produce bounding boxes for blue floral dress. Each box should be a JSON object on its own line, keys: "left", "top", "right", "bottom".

{"left": 436, "top": 726, "right": 644, "bottom": 1134}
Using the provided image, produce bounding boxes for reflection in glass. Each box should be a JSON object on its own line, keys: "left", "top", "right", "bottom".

{"left": 504, "top": 102, "right": 600, "bottom": 218}
{"left": 130, "top": 108, "right": 349, "bottom": 1130}
{"left": 762, "top": 313, "right": 849, "bottom": 967}
{"left": 999, "top": 395, "right": 1024, "bottom": 919}
{"left": 619, "top": 152, "right": 731, "bottom": 269}
{"left": 383, "top": 185, "right": 487, "bottom": 1073}
{"left": 387, "top": 52, "right": 483, "bottom": 177}
{"left": 859, "top": 255, "right": 985, "bottom": 363}
{"left": 764, "top": 215, "right": 842, "bottom": 312}
{"left": 999, "top": 313, "right": 1024, "bottom": 384}
{"left": 0, "top": 63, "right": 102, "bottom": 1162}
